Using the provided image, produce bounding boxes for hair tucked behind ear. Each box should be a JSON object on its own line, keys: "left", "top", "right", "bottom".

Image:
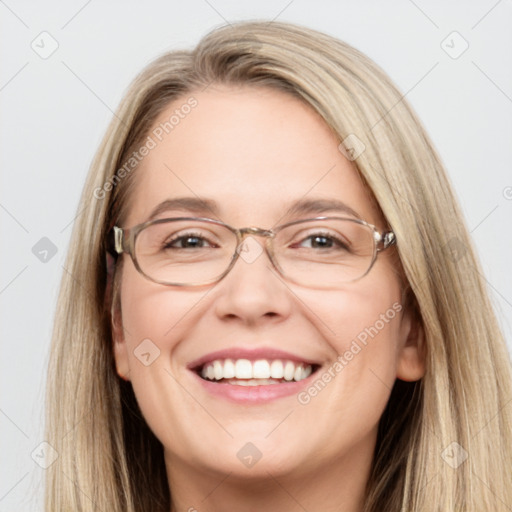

{"left": 45, "top": 20, "right": 512, "bottom": 511}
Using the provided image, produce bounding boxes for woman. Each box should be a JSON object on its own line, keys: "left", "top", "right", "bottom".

{"left": 45, "top": 20, "right": 512, "bottom": 511}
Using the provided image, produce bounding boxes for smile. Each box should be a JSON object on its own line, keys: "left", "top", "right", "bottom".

{"left": 188, "top": 347, "right": 322, "bottom": 403}
{"left": 199, "top": 358, "right": 314, "bottom": 385}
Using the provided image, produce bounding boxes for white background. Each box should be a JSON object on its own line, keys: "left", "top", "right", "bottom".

{"left": 1, "top": 1, "right": 511, "bottom": 509}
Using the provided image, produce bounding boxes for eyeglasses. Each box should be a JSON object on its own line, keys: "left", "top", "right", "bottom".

{"left": 109, "top": 216, "right": 396, "bottom": 289}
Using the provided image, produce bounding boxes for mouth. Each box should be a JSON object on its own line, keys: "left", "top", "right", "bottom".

{"left": 187, "top": 347, "right": 322, "bottom": 403}
{"left": 195, "top": 358, "right": 320, "bottom": 386}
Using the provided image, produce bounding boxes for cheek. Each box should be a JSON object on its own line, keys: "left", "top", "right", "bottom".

{"left": 117, "top": 269, "right": 211, "bottom": 448}
{"left": 117, "top": 266, "right": 205, "bottom": 400}
{"left": 297, "top": 273, "right": 403, "bottom": 417}
{"left": 306, "top": 270, "right": 402, "bottom": 350}
{"left": 120, "top": 264, "right": 204, "bottom": 350}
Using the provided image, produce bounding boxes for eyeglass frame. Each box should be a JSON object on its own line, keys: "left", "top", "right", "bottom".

{"left": 108, "top": 216, "right": 396, "bottom": 287}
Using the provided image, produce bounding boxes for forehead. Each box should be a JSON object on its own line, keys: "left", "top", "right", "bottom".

{"left": 124, "top": 85, "right": 382, "bottom": 228}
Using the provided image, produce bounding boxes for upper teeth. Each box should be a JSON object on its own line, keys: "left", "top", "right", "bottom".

{"left": 200, "top": 359, "right": 313, "bottom": 382}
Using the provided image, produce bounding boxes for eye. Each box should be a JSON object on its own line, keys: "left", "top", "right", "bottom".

{"left": 292, "top": 232, "right": 350, "bottom": 251}
{"left": 163, "top": 232, "right": 217, "bottom": 249}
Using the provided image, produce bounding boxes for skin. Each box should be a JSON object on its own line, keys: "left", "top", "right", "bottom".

{"left": 112, "top": 85, "right": 425, "bottom": 512}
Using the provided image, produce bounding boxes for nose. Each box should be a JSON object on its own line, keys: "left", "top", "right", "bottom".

{"left": 213, "top": 235, "right": 293, "bottom": 326}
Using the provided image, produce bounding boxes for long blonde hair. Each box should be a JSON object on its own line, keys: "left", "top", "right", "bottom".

{"left": 45, "top": 20, "right": 512, "bottom": 511}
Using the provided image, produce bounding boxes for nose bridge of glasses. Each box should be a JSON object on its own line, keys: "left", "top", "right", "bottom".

{"left": 230, "top": 226, "right": 276, "bottom": 268}
{"left": 235, "top": 227, "right": 274, "bottom": 251}
{"left": 238, "top": 226, "right": 274, "bottom": 238}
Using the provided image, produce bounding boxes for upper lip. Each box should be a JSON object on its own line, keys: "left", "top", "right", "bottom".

{"left": 187, "top": 347, "right": 322, "bottom": 371}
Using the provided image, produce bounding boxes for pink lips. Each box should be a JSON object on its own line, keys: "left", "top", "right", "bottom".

{"left": 187, "top": 347, "right": 321, "bottom": 404}
{"left": 194, "top": 376, "right": 316, "bottom": 403}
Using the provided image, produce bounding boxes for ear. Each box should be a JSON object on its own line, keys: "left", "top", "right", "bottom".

{"left": 106, "top": 252, "right": 131, "bottom": 382}
{"left": 111, "top": 290, "right": 131, "bottom": 382}
{"left": 396, "top": 305, "right": 426, "bottom": 382}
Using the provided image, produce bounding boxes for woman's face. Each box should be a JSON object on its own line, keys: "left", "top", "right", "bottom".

{"left": 113, "top": 85, "right": 424, "bottom": 485}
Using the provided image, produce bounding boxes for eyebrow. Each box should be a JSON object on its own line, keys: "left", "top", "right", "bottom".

{"left": 146, "top": 196, "right": 361, "bottom": 223}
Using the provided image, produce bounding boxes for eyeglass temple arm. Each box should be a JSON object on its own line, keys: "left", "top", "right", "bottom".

{"left": 113, "top": 226, "right": 124, "bottom": 254}
{"left": 381, "top": 231, "right": 396, "bottom": 249}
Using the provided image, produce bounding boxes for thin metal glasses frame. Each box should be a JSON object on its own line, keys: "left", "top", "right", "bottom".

{"left": 111, "top": 216, "right": 396, "bottom": 287}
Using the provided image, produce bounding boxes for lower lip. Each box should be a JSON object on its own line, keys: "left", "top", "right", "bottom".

{"left": 191, "top": 371, "right": 317, "bottom": 404}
